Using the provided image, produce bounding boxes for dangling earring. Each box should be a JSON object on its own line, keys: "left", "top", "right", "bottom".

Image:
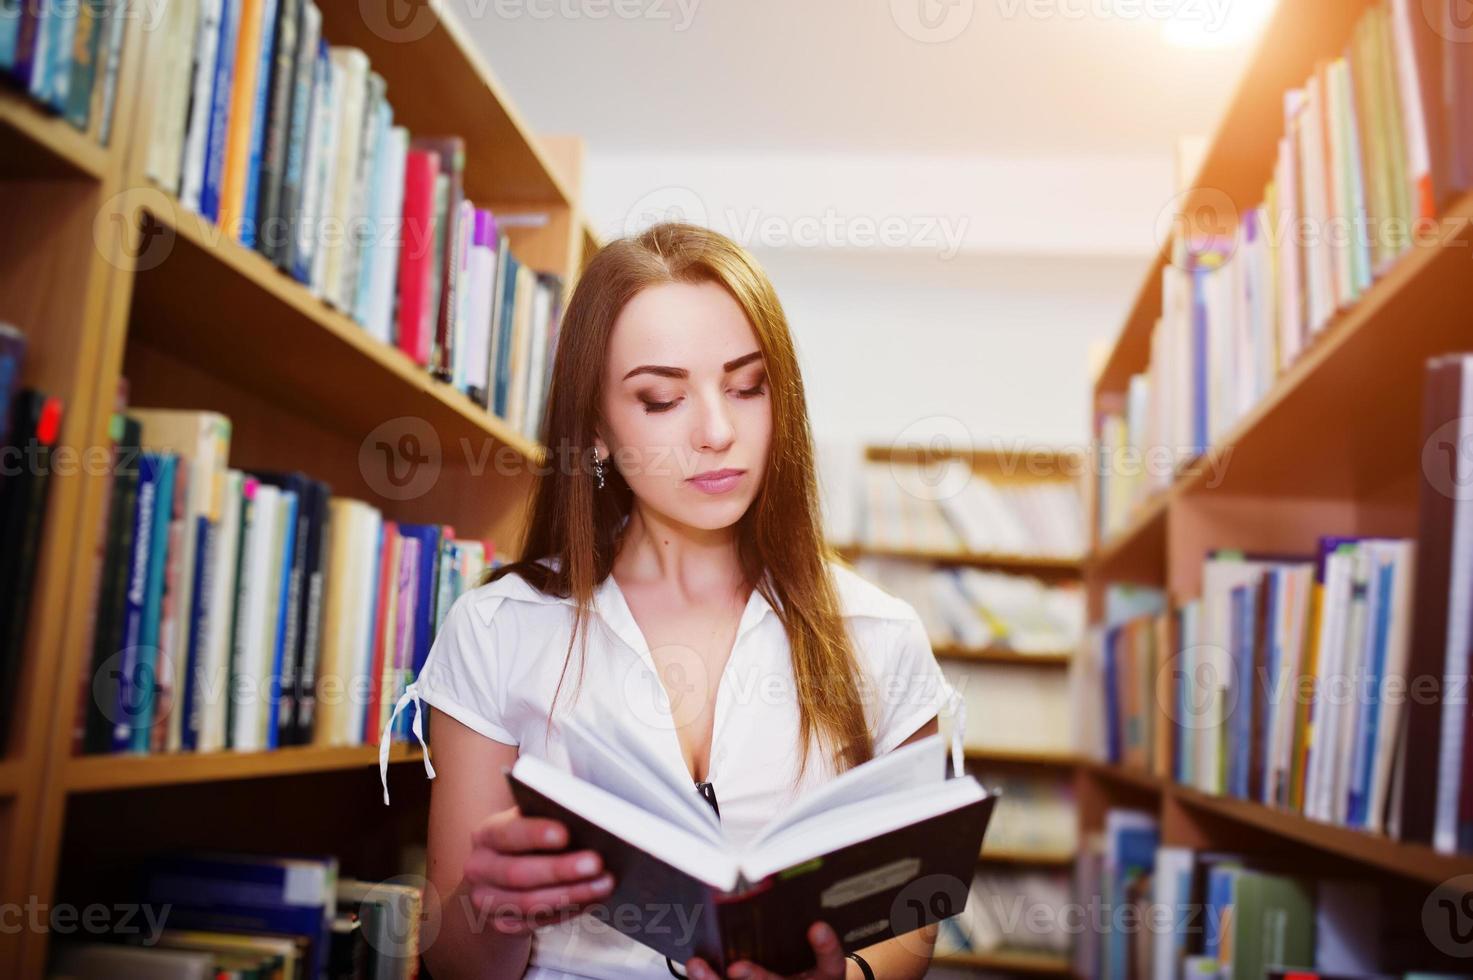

{"left": 594, "top": 452, "right": 606, "bottom": 490}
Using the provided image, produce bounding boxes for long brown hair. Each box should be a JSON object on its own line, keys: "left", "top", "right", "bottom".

{"left": 481, "top": 221, "right": 873, "bottom": 780}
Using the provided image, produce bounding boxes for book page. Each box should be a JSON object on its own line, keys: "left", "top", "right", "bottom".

{"left": 746, "top": 732, "right": 949, "bottom": 849}
{"left": 556, "top": 718, "right": 724, "bottom": 846}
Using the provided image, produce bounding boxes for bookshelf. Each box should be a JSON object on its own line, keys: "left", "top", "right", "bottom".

{"left": 1079, "top": 0, "right": 1473, "bottom": 972}
{"left": 0, "top": 2, "right": 601, "bottom": 976}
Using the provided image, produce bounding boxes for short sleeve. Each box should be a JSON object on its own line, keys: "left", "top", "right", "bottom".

{"left": 414, "top": 590, "right": 519, "bottom": 747}
{"left": 866, "top": 612, "right": 959, "bottom": 756}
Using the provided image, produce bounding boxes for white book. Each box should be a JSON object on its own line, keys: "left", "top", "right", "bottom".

{"left": 323, "top": 47, "right": 368, "bottom": 309}
{"left": 506, "top": 727, "right": 993, "bottom": 973}
{"left": 1307, "top": 546, "right": 1354, "bottom": 821}
{"left": 200, "top": 469, "right": 244, "bottom": 753}
{"left": 308, "top": 53, "right": 344, "bottom": 298}
{"left": 365, "top": 125, "right": 409, "bottom": 343}
{"left": 232, "top": 483, "right": 280, "bottom": 751}
{"left": 346, "top": 504, "right": 383, "bottom": 744}
{"left": 178, "top": 0, "right": 224, "bottom": 212}
{"left": 1434, "top": 361, "right": 1473, "bottom": 853}
{"left": 1366, "top": 540, "right": 1415, "bottom": 833}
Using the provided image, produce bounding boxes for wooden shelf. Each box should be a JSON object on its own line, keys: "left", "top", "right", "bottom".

{"left": 964, "top": 748, "right": 1077, "bottom": 768}
{"left": 839, "top": 544, "right": 1082, "bottom": 576}
{"left": 1095, "top": 0, "right": 1369, "bottom": 394}
{"left": 0, "top": 86, "right": 111, "bottom": 181}
{"left": 316, "top": 2, "right": 574, "bottom": 207}
{"left": 934, "top": 949, "right": 1074, "bottom": 975}
{"left": 1170, "top": 783, "right": 1473, "bottom": 887}
{"left": 978, "top": 847, "right": 1076, "bottom": 868}
{"left": 1082, "top": 761, "right": 1473, "bottom": 885}
{"left": 1088, "top": 488, "right": 1167, "bottom": 577}
{"left": 934, "top": 645, "right": 1072, "bottom": 668}
{"left": 123, "top": 186, "right": 544, "bottom": 462}
{"left": 65, "top": 742, "right": 423, "bottom": 793}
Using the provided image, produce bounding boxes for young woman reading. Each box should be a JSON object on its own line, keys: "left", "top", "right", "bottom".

{"left": 379, "top": 222, "right": 963, "bottom": 980}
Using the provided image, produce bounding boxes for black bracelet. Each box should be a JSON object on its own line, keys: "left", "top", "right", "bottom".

{"left": 846, "top": 951, "right": 875, "bottom": 980}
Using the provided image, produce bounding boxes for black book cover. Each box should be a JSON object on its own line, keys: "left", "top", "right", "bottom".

{"left": 292, "top": 476, "right": 330, "bottom": 744}
{"left": 248, "top": 469, "right": 313, "bottom": 744}
{"left": 507, "top": 767, "right": 996, "bottom": 974}
{"left": 0, "top": 389, "right": 62, "bottom": 752}
{"left": 84, "top": 415, "right": 143, "bottom": 754}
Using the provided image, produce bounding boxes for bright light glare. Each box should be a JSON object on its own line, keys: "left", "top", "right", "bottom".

{"left": 1162, "top": 0, "right": 1278, "bottom": 48}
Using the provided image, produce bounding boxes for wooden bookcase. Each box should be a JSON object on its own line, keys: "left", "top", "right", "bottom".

{"left": 1080, "top": 0, "right": 1473, "bottom": 972}
{"left": 840, "top": 443, "right": 1084, "bottom": 975}
{"left": 0, "top": 4, "right": 601, "bottom": 977}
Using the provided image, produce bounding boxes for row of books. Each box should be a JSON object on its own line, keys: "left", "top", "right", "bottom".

{"left": 1, "top": 0, "right": 128, "bottom": 144}
{"left": 934, "top": 868, "right": 1073, "bottom": 960}
{"left": 0, "top": 323, "right": 63, "bottom": 754}
{"left": 1075, "top": 809, "right": 1468, "bottom": 980}
{"left": 1079, "top": 531, "right": 1417, "bottom": 838}
{"left": 1087, "top": 351, "right": 1473, "bottom": 855}
{"left": 1095, "top": 0, "right": 1473, "bottom": 541}
{"left": 944, "top": 657, "right": 1072, "bottom": 756}
{"left": 145, "top": 0, "right": 565, "bottom": 441}
{"left": 860, "top": 457, "right": 1086, "bottom": 559}
{"left": 968, "top": 767, "right": 1078, "bottom": 857}
{"left": 49, "top": 851, "right": 422, "bottom": 978}
{"left": 78, "top": 398, "right": 497, "bottom": 756}
{"left": 852, "top": 555, "right": 1083, "bottom": 653}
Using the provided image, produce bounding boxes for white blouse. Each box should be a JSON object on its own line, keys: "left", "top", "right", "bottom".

{"left": 379, "top": 556, "right": 965, "bottom": 980}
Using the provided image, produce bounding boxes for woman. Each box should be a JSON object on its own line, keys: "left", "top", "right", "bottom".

{"left": 379, "top": 222, "right": 963, "bottom": 980}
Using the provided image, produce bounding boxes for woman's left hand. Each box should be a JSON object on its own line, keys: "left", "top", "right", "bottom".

{"left": 684, "top": 921, "right": 850, "bottom": 980}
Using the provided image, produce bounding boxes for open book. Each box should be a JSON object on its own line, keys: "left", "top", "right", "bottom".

{"left": 505, "top": 728, "right": 997, "bottom": 974}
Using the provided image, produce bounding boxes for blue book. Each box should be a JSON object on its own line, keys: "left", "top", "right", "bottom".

{"left": 1349, "top": 555, "right": 1396, "bottom": 827}
{"left": 394, "top": 523, "right": 443, "bottom": 740}
{"left": 9, "top": 0, "right": 48, "bottom": 93}
{"left": 130, "top": 452, "right": 176, "bottom": 753}
{"left": 238, "top": 0, "right": 277, "bottom": 248}
{"left": 0, "top": 0, "right": 22, "bottom": 71}
{"left": 40, "top": 0, "right": 76, "bottom": 109}
{"left": 1229, "top": 581, "right": 1256, "bottom": 799}
{"left": 1204, "top": 864, "right": 1240, "bottom": 959}
{"left": 113, "top": 451, "right": 162, "bottom": 752}
{"left": 358, "top": 518, "right": 385, "bottom": 741}
{"left": 493, "top": 248, "right": 520, "bottom": 418}
{"left": 200, "top": 0, "right": 242, "bottom": 222}
{"left": 1255, "top": 570, "right": 1280, "bottom": 803}
{"left": 352, "top": 99, "right": 393, "bottom": 323}
{"left": 1102, "top": 625, "right": 1120, "bottom": 764}
{"left": 141, "top": 852, "right": 338, "bottom": 979}
{"left": 180, "top": 513, "right": 216, "bottom": 751}
{"left": 265, "top": 488, "right": 297, "bottom": 748}
{"left": 289, "top": 39, "right": 328, "bottom": 284}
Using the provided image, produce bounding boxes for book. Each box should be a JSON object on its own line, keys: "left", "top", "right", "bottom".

{"left": 506, "top": 728, "right": 996, "bottom": 974}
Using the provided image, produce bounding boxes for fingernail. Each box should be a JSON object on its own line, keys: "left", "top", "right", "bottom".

{"left": 544, "top": 828, "right": 560, "bottom": 845}
{"left": 593, "top": 873, "right": 614, "bottom": 891}
{"left": 728, "top": 965, "right": 751, "bottom": 978}
{"left": 816, "top": 924, "right": 835, "bottom": 944}
{"left": 575, "top": 854, "right": 598, "bottom": 875}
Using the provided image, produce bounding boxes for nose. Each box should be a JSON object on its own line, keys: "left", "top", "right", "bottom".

{"left": 693, "top": 387, "right": 736, "bottom": 453}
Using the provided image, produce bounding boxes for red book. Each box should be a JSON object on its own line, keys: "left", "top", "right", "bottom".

{"left": 365, "top": 521, "right": 398, "bottom": 745}
{"left": 396, "top": 150, "right": 440, "bottom": 368}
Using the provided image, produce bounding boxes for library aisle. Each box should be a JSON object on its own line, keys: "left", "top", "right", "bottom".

{"left": 5, "top": 0, "right": 1473, "bottom": 978}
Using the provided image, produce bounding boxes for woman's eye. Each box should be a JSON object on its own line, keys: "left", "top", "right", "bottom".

{"left": 737, "top": 384, "right": 766, "bottom": 398}
{"left": 641, "top": 398, "right": 676, "bottom": 414}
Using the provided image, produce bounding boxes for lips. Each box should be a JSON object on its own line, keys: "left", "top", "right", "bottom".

{"left": 687, "top": 468, "right": 746, "bottom": 494}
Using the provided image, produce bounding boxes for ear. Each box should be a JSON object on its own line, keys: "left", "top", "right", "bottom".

{"left": 593, "top": 432, "right": 609, "bottom": 460}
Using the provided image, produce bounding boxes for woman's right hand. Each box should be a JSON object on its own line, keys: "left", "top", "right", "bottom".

{"left": 463, "top": 806, "right": 616, "bottom": 936}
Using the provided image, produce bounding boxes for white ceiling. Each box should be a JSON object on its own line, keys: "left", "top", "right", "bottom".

{"left": 454, "top": 0, "right": 1251, "bottom": 157}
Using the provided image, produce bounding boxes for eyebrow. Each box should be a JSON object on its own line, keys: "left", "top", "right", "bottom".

{"left": 622, "top": 350, "right": 764, "bottom": 382}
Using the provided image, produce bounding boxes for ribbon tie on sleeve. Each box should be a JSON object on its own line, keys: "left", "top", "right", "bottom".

{"left": 380, "top": 680, "right": 437, "bottom": 805}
